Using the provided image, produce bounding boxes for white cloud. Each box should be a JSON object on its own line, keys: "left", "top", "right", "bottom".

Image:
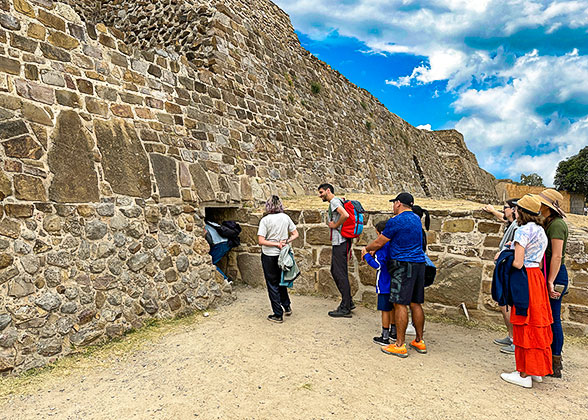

{"left": 416, "top": 124, "right": 432, "bottom": 130}
{"left": 274, "top": 0, "right": 588, "bottom": 186}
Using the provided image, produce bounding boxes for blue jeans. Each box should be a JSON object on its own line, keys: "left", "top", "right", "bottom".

{"left": 548, "top": 264, "right": 568, "bottom": 356}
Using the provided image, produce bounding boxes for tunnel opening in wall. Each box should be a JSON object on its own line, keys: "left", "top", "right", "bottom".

{"left": 203, "top": 205, "right": 244, "bottom": 282}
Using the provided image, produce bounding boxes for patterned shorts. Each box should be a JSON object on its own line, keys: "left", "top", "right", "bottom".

{"left": 387, "top": 260, "right": 426, "bottom": 305}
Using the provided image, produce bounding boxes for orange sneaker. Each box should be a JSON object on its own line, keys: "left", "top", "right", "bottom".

{"left": 381, "top": 343, "right": 408, "bottom": 358}
{"left": 409, "top": 339, "right": 427, "bottom": 354}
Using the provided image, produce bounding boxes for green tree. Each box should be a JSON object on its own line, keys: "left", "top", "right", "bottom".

{"left": 554, "top": 146, "right": 588, "bottom": 199}
{"left": 520, "top": 173, "right": 544, "bottom": 187}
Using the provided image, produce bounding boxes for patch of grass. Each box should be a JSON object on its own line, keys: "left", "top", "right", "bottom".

{"left": 0, "top": 311, "right": 207, "bottom": 400}
{"left": 360, "top": 101, "right": 367, "bottom": 110}
{"left": 285, "top": 73, "right": 293, "bottom": 87}
{"left": 365, "top": 121, "right": 372, "bottom": 131}
{"left": 310, "top": 81, "right": 321, "bottom": 94}
{"left": 288, "top": 93, "right": 295, "bottom": 104}
{"left": 300, "top": 383, "right": 313, "bottom": 391}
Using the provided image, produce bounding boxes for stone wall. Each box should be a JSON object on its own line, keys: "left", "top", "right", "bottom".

{"left": 0, "top": 200, "right": 232, "bottom": 373}
{"left": 495, "top": 182, "right": 585, "bottom": 215}
{"left": 0, "top": 0, "right": 498, "bottom": 205}
{"left": 229, "top": 209, "right": 588, "bottom": 336}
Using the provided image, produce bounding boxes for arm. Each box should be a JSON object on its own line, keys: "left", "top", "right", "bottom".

{"left": 328, "top": 206, "right": 349, "bottom": 229}
{"left": 363, "top": 253, "right": 381, "bottom": 269}
{"left": 546, "top": 238, "right": 564, "bottom": 299}
{"left": 286, "top": 229, "right": 299, "bottom": 245}
{"left": 483, "top": 204, "right": 504, "bottom": 222}
{"left": 512, "top": 243, "right": 525, "bottom": 269}
{"left": 365, "top": 233, "right": 391, "bottom": 253}
{"left": 258, "top": 235, "right": 286, "bottom": 249}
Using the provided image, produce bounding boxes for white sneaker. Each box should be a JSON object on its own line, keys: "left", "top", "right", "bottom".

{"left": 405, "top": 323, "right": 416, "bottom": 335}
{"left": 531, "top": 376, "right": 543, "bottom": 383}
{"left": 500, "top": 371, "right": 532, "bottom": 388}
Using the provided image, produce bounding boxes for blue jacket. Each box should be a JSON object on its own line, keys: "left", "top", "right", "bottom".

{"left": 363, "top": 244, "right": 391, "bottom": 294}
{"left": 492, "top": 249, "right": 529, "bottom": 316}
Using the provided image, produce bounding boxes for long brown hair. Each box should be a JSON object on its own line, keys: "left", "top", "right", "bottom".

{"left": 542, "top": 207, "right": 562, "bottom": 229}
{"left": 516, "top": 209, "right": 542, "bottom": 226}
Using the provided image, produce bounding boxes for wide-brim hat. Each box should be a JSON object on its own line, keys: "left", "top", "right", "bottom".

{"left": 513, "top": 194, "right": 542, "bottom": 216}
{"left": 537, "top": 189, "right": 566, "bottom": 218}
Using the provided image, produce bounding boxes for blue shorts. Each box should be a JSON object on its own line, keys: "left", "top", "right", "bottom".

{"left": 377, "top": 293, "right": 393, "bottom": 311}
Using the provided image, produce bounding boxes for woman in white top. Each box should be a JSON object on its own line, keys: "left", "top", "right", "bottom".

{"left": 257, "top": 196, "right": 299, "bottom": 323}
{"left": 500, "top": 194, "right": 553, "bottom": 388}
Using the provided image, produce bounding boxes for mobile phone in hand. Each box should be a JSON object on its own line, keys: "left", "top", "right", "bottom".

{"left": 554, "top": 284, "right": 565, "bottom": 294}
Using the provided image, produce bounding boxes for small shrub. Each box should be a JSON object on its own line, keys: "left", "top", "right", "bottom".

{"left": 310, "top": 81, "right": 321, "bottom": 94}
{"left": 366, "top": 121, "right": 373, "bottom": 131}
{"left": 360, "top": 101, "right": 367, "bottom": 110}
{"left": 288, "top": 93, "right": 295, "bottom": 104}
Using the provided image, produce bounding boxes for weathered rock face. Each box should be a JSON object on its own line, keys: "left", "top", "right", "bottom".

{"left": 48, "top": 110, "right": 99, "bottom": 203}
{"left": 0, "top": 0, "right": 497, "bottom": 208}
{"left": 95, "top": 119, "right": 151, "bottom": 198}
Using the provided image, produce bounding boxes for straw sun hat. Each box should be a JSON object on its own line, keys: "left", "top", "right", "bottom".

{"left": 513, "top": 194, "right": 542, "bottom": 215}
{"left": 537, "top": 189, "right": 566, "bottom": 218}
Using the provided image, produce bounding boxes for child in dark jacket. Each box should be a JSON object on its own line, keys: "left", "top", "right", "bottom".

{"left": 362, "top": 221, "right": 395, "bottom": 345}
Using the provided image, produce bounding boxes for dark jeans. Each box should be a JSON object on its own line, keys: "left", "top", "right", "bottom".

{"left": 331, "top": 239, "right": 351, "bottom": 311}
{"left": 548, "top": 264, "right": 568, "bottom": 356}
{"left": 261, "top": 254, "right": 290, "bottom": 317}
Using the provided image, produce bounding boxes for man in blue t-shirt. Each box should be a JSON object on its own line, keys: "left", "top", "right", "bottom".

{"left": 363, "top": 192, "right": 427, "bottom": 359}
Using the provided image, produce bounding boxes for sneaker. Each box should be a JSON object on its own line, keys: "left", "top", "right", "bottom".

{"left": 267, "top": 314, "right": 283, "bottom": 323}
{"left": 350, "top": 301, "right": 356, "bottom": 311}
{"left": 389, "top": 327, "right": 397, "bottom": 341}
{"left": 531, "top": 376, "right": 543, "bottom": 383}
{"left": 409, "top": 339, "right": 427, "bottom": 354}
{"left": 283, "top": 306, "right": 292, "bottom": 316}
{"left": 373, "top": 335, "right": 390, "bottom": 346}
{"left": 328, "top": 308, "right": 352, "bottom": 318}
{"left": 494, "top": 336, "right": 513, "bottom": 346}
{"left": 500, "top": 371, "right": 532, "bottom": 388}
{"left": 405, "top": 323, "right": 416, "bottom": 335}
{"left": 500, "top": 344, "right": 515, "bottom": 354}
{"left": 381, "top": 343, "right": 408, "bottom": 358}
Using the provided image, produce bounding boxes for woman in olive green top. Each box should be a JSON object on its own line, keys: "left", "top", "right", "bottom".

{"left": 538, "top": 189, "right": 568, "bottom": 378}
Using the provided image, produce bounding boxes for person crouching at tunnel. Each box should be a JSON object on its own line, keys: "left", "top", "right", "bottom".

{"left": 500, "top": 194, "right": 553, "bottom": 388}
{"left": 257, "top": 195, "right": 299, "bottom": 323}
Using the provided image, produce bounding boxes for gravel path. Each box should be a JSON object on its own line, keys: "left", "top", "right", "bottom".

{"left": 2, "top": 287, "right": 587, "bottom": 419}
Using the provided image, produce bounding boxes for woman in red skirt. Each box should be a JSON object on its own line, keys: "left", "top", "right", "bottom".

{"left": 501, "top": 194, "right": 553, "bottom": 388}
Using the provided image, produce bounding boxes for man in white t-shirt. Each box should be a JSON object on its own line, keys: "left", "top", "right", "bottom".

{"left": 318, "top": 183, "right": 352, "bottom": 318}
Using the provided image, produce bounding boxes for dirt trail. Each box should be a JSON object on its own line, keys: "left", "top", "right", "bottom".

{"left": 2, "top": 287, "right": 587, "bottom": 420}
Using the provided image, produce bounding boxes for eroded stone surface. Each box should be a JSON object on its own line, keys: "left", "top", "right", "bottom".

{"left": 150, "top": 154, "right": 179, "bottom": 198}
{"left": 95, "top": 119, "right": 151, "bottom": 198}
{"left": 48, "top": 110, "right": 99, "bottom": 202}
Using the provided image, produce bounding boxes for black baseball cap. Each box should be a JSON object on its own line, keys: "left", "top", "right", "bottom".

{"left": 389, "top": 192, "right": 414, "bottom": 206}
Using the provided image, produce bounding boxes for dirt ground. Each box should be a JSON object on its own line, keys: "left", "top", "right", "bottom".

{"left": 2, "top": 287, "right": 588, "bottom": 420}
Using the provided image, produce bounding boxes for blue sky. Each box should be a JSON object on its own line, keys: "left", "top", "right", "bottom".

{"left": 273, "top": 0, "right": 588, "bottom": 186}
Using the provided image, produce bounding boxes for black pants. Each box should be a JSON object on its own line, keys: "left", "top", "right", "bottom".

{"left": 331, "top": 239, "right": 351, "bottom": 311}
{"left": 261, "top": 254, "right": 290, "bottom": 317}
